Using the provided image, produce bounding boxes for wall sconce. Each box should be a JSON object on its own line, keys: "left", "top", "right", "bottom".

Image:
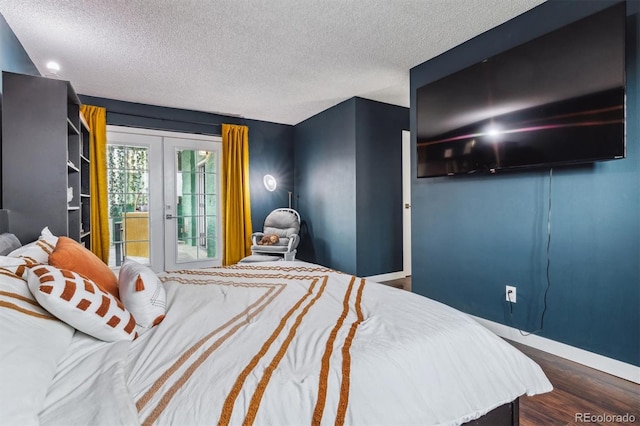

{"left": 263, "top": 174, "right": 277, "bottom": 192}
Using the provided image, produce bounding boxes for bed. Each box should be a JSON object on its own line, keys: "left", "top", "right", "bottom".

{"left": 0, "top": 224, "right": 552, "bottom": 426}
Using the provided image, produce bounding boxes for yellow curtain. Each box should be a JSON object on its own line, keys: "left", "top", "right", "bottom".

{"left": 80, "top": 105, "right": 109, "bottom": 264}
{"left": 221, "top": 124, "right": 253, "bottom": 265}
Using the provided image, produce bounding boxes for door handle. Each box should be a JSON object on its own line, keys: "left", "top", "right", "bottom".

{"left": 166, "top": 214, "right": 176, "bottom": 219}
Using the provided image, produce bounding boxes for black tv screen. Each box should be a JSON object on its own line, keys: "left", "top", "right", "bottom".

{"left": 416, "top": 2, "right": 626, "bottom": 178}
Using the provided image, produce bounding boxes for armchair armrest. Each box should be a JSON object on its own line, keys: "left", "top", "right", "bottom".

{"left": 287, "top": 234, "right": 299, "bottom": 252}
{"left": 251, "top": 232, "right": 265, "bottom": 245}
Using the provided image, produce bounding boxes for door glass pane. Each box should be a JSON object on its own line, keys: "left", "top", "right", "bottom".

{"left": 175, "top": 149, "right": 218, "bottom": 262}
{"left": 107, "top": 144, "right": 150, "bottom": 267}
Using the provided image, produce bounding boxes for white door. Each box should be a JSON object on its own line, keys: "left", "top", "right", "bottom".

{"left": 106, "top": 128, "right": 163, "bottom": 271}
{"left": 402, "top": 130, "right": 412, "bottom": 277}
{"left": 163, "top": 137, "right": 222, "bottom": 270}
{"left": 107, "top": 126, "right": 221, "bottom": 272}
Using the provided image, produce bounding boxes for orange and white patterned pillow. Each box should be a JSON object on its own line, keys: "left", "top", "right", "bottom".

{"left": 118, "top": 260, "right": 167, "bottom": 334}
{"left": 0, "top": 258, "right": 74, "bottom": 425}
{"left": 7, "top": 227, "right": 58, "bottom": 266}
{"left": 26, "top": 264, "right": 137, "bottom": 342}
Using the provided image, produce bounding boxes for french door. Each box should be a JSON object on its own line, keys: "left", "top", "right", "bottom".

{"left": 163, "top": 137, "right": 222, "bottom": 270}
{"left": 106, "top": 126, "right": 222, "bottom": 272}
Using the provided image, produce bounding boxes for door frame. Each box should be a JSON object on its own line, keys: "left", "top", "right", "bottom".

{"left": 106, "top": 125, "right": 221, "bottom": 272}
{"left": 402, "top": 130, "right": 412, "bottom": 280}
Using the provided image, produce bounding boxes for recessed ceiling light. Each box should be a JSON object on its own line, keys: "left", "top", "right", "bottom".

{"left": 46, "top": 61, "right": 60, "bottom": 73}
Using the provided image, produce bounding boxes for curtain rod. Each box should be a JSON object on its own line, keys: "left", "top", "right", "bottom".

{"left": 106, "top": 110, "right": 247, "bottom": 127}
{"left": 107, "top": 110, "right": 223, "bottom": 127}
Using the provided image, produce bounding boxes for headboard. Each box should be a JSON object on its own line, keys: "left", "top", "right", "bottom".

{"left": 0, "top": 209, "right": 44, "bottom": 244}
{"left": 0, "top": 209, "right": 9, "bottom": 234}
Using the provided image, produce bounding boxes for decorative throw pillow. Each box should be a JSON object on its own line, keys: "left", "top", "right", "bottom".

{"left": 26, "top": 264, "right": 137, "bottom": 342}
{"left": 48, "top": 236, "right": 119, "bottom": 298}
{"left": 7, "top": 226, "right": 58, "bottom": 265}
{"left": 118, "top": 260, "right": 167, "bottom": 334}
{"left": 0, "top": 259, "right": 74, "bottom": 425}
{"left": 0, "top": 233, "right": 22, "bottom": 256}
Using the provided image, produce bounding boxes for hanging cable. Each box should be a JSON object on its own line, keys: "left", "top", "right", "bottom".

{"left": 509, "top": 167, "right": 552, "bottom": 336}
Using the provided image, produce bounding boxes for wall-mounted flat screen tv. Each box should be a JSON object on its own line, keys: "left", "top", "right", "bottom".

{"left": 416, "top": 2, "right": 626, "bottom": 178}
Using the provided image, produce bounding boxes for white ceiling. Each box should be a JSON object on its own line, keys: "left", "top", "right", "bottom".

{"left": 1, "top": 0, "right": 545, "bottom": 125}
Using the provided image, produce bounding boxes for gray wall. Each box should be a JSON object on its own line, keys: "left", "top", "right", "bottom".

{"left": 410, "top": 0, "right": 639, "bottom": 366}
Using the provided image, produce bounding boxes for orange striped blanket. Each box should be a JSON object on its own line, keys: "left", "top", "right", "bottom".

{"left": 38, "top": 261, "right": 551, "bottom": 425}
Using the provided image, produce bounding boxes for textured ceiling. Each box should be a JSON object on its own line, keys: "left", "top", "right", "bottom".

{"left": 1, "top": 0, "right": 545, "bottom": 125}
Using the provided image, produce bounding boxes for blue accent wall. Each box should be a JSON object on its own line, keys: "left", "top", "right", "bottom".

{"left": 410, "top": 0, "right": 639, "bottom": 366}
{"left": 355, "top": 98, "right": 408, "bottom": 276}
{"left": 294, "top": 98, "right": 358, "bottom": 274}
{"left": 0, "top": 12, "right": 39, "bottom": 93}
{"left": 79, "top": 95, "right": 294, "bottom": 230}
{"left": 294, "top": 97, "right": 409, "bottom": 276}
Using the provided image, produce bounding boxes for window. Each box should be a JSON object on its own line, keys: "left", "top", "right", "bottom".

{"left": 107, "top": 144, "right": 150, "bottom": 267}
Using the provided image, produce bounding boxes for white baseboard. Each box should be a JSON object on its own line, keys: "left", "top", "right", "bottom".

{"left": 470, "top": 315, "right": 640, "bottom": 384}
{"left": 365, "top": 270, "right": 408, "bottom": 283}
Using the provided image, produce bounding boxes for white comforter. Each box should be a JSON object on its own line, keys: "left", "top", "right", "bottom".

{"left": 40, "top": 261, "right": 552, "bottom": 426}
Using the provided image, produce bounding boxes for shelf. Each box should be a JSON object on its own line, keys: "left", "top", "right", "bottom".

{"left": 79, "top": 112, "right": 89, "bottom": 130}
{"left": 67, "top": 118, "right": 80, "bottom": 135}
{"left": 2, "top": 73, "right": 90, "bottom": 246}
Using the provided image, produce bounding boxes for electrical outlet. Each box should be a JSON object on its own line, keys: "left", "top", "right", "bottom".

{"left": 506, "top": 285, "right": 517, "bottom": 303}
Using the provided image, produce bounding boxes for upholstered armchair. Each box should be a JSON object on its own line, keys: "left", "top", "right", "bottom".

{"left": 251, "top": 208, "right": 300, "bottom": 261}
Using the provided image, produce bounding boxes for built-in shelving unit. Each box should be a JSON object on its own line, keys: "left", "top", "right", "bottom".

{"left": 1, "top": 72, "right": 91, "bottom": 246}
{"left": 80, "top": 114, "right": 91, "bottom": 249}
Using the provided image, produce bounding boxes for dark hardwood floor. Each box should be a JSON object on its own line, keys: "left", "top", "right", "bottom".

{"left": 379, "top": 276, "right": 639, "bottom": 425}
{"left": 512, "top": 341, "right": 639, "bottom": 426}
{"left": 379, "top": 276, "right": 411, "bottom": 291}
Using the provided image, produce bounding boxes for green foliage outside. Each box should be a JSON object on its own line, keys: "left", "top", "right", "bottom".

{"left": 107, "top": 145, "right": 149, "bottom": 221}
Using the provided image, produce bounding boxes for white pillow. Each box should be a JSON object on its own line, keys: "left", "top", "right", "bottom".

{"left": 0, "top": 232, "right": 21, "bottom": 255}
{"left": 118, "top": 260, "right": 167, "bottom": 334}
{"left": 26, "top": 264, "right": 137, "bottom": 342}
{"left": 0, "top": 258, "right": 75, "bottom": 425}
{"left": 8, "top": 226, "right": 58, "bottom": 265}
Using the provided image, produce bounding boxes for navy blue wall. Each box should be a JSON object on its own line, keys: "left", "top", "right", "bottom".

{"left": 410, "top": 0, "right": 639, "bottom": 366}
{"left": 294, "top": 97, "right": 409, "bottom": 276}
{"left": 294, "top": 99, "right": 358, "bottom": 274}
{"left": 0, "top": 13, "right": 39, "bottom": 93}
{"left": 355, "top": 98, "right": 408, "bottom": 276}
{"left": 79, "top": 95, "right": 294, "bottom": 230}
{"left": 0, "top": 12, "right": 40, "bottom": 200}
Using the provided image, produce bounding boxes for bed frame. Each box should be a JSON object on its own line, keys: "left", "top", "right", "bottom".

{"left": 463, "top": 398, "right": 519, "bottom": 426}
